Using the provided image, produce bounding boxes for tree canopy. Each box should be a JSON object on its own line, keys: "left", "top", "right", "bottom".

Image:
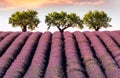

{"left": 45, "top": 11, "right": 83, "bottom": 33}
{"left": 83, "top": 10, "right": 112, "bottom": 31}
{"left": 9, "top": 10, "right": 40, "bottom": 32}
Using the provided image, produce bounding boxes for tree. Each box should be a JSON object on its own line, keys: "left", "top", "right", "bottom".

{"left": 45, "top": 11, "right": 83, "bottom": 33}
{"left": 83, "top": 10, "right": 112, "bottom": 31}
{"left": 9, "top": 10, "right": 40, "bottom": 32}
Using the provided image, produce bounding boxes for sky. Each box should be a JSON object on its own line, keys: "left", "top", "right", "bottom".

{"left": 0, "top": 0, "right": 120, "bottom": 32}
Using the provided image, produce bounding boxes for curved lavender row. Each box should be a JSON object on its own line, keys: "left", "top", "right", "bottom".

{"left": 86, "top": 31, "right": 118, "bottom": 67}
{"left": 0, "top": 32, "right": 12, "bottom": 42}
{"left": 64, "top": 31, "right": 86, "bottom": 78}
{"left": 105, "top": 31, "right": 120, "bottom": 46}
{"left": 73, "top": 31, "right": 93, "bottom": 58}
{"left": 84, "top": 31, "right": 120, "bottom": 78}
{"left": 0, "top": 32, "right": 31, "bottom": 77}
{"left": 73, "top": 31, "right": 105, "bottom": 78}
{"left": 23, "top": 32, "right": 51, "bottom": 78}
{"left": 3, "top": 32, "right": 41, "bottom": 78}
{"left": 0, "top": 32, "right": 20, "bottom": 57}
{"left": 106, "top": 31, "right": 120, "bottom": 66}
{"left": 96, "top": 32, "right": 120, "bottom": 66}
{"left": 44, "top": 31, "right": 66, "bottom": 78}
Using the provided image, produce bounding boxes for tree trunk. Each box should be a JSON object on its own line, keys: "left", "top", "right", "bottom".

{"left": 57, "top": 26, "right": 64, "bottom": 33}
{"left": 95, "top": 29, "right": 99, "bottom": 31}
{"left": 95, "top": 27, "right": 100, "bottom": 31}
{"left": 60, "top": 29, "right": 64, "bottom": 33}
{"left": 22, "top": 26, "right": 27, "bottom": 32}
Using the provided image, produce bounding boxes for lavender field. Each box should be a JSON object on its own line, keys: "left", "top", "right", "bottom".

{"left": 0, "top": 31, "right": 120, "bottom": 78}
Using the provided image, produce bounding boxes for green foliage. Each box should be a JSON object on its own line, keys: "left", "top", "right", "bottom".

{"left": 9, "top": 10, "right": 40, "bottom": 32}
{"left": 83, "top": 10, "right": 112, "bottom": 31}
{"left": 45, "top": 11, "right": 83, "bottom": 33}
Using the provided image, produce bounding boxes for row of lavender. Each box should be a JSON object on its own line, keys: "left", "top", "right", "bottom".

{"left": 0, "top": 32, "right": 20, "bottom": 56}
{"left": 0, "top": 32, "right": 32, "bottom": 77}
{"left": 44, "top": 31, "right": 65, "bottom": 78}
{"left": 64, "top": 32, "right": 86, "bottom": 78}
{"left": 3, "top": 32, "right": 41, "bottom": 78}
{"left": 73, "top": 31, "right": 105, "bottom": 78}
{"left": 0, "top": 32, "right": 65, "bottom": 78}
{"left": 24, "top": 32, "right": 52, "bottom": 78}
{"left": 84, "top": 31, "right": 120, "bottom": 78}
{"left": 0, "top": 31, "right": 120, "bottom": 78}
{"left": 97, "top": 31, "right": 120, "bottom": 66}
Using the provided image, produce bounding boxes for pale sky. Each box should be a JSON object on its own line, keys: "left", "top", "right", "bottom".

{"left": 0, "top": 0, "right": 120, "bottom": 32}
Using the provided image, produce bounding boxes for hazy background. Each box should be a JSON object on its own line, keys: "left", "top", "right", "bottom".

{"left": 0, "top": 0, "right": 120, "bottom": 32}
